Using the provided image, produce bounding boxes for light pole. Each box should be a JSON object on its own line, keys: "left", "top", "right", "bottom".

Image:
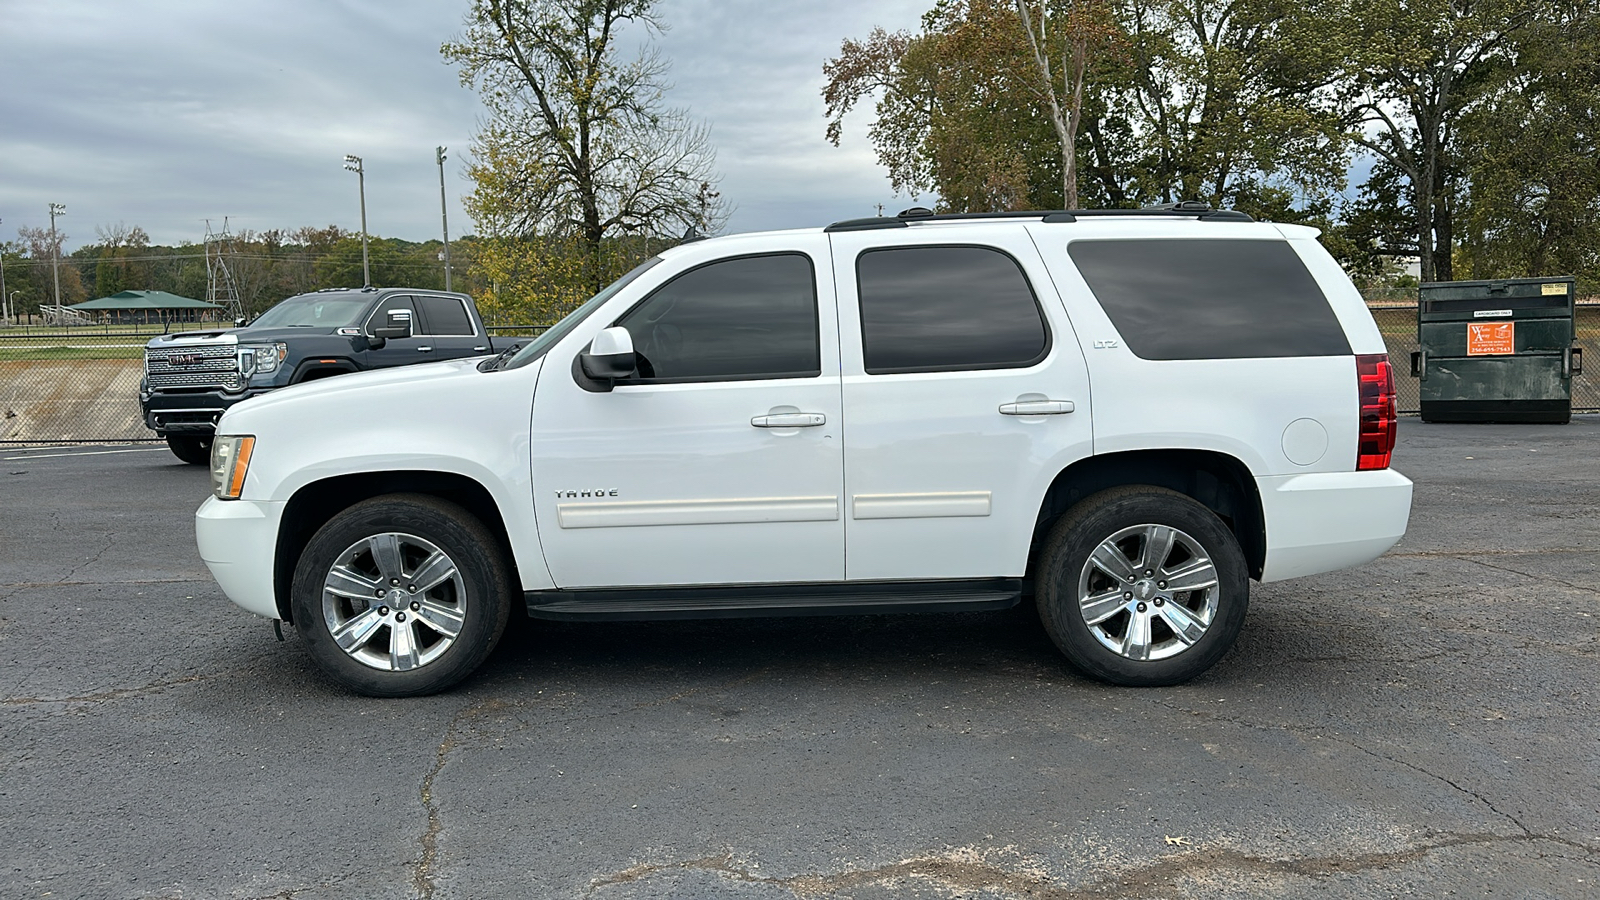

{"left": 436, "top": 146, "right": 452, "bottom": 292}
{"left": 342, "top": 155, "right": 370, "bottom": 287}
{"left": 48, "top": 203, "right": 65, "bottom": 311}
{"left": 0, "top": 215, "right": 7, "bottom": 325}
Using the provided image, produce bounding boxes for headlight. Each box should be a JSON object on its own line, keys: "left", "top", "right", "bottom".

{"left": 210, "top": 435, "right": 256, "bottom": 500}
{"left": 238, "top": 343, "right": 287, "bottom": 376}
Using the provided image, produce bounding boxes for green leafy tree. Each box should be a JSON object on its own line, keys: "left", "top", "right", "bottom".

{"left": 1333, "top": 0, "right": 1544, "bottom": 282}
{"left": 1455, "top": 2, "right": 1600, "bottom": 291}
{"left": 825, "top": 1, "right": 1347, "bottom": 214}
{"left": 444, "top": 0, "right": 726, "bottom": 309}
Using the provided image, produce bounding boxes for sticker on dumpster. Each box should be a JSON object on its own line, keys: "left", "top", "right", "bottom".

{"left": 1542, "top": 282, "right": 1567, "bottom": 296}
{"left": 1467, "top": 322, "right": 1515, "bottom": 355}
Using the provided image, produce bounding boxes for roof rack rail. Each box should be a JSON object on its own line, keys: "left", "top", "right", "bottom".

{"left": 824, "top": 203, "right": 1253, "bottom": 232}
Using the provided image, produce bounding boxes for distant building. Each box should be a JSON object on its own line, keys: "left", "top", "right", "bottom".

{"left": 68, "top": 290, "right": 225, "bottom": 325}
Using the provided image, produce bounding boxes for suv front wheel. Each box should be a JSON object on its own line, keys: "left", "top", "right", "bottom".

{"left": 1036, "top": 486, "right": 1248, "bottom": 686}
{"left": 290, "top": 494, "right": 512, "bottom": 697}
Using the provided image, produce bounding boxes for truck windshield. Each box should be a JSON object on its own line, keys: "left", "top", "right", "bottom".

{"left": 501, "top": 257, "right": 662, "bottom": 370}
{"left": 249, "top": 294, "right": 372, "bottom": 329}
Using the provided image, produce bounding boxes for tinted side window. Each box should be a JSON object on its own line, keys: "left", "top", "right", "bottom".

{"left": 615, "top": 253, "right": 819, "bottom": 381}
{"left": 364, "top": 296, "right": 415, "bottom": 334}
{"left": 1068, "top": 239, "right": 1352, "bottom": 360}
{"left": 415, "top": 295, "right": 474, "bottom": 335}
{"left": 857, "top": 246, "right": 1049, "bottom": 374}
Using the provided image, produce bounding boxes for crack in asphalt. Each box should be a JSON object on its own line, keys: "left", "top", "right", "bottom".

{"left": 57, "top": 530, "right": 117, "bottom": 584}
{"left": 1385, "top": 548, "right": 1592, "bottom": 558}
{"left": 404, "top": 672, "right": 778, "bottom": 898}
{"left": 586, "top": 834, "right": 1596, "bottom": 898}
{"left": 411, "top": 697, "right": 510, "bottom": 900}
{"left": 1144, "top": 698, "right": 1599, "bottom": 857}
{"left": 0, "top": 577, "right": 212, "bottom": 589}
{"left": 1455, "top": 554, "right": 1600, "bottom": 594}
{"left": 478, "top": 667, "right": 777, "bottom": 737}
{"left": 0, "top": 670, "right": 233, "bottom": 706}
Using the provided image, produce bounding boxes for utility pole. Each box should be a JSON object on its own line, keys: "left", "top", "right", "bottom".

{"left": 436, "top": 146, "right": 453, "bottom": 292}
{"left": 0, "top": 216, "right": 7, "bottom": 326}
{"left": 48, "top": 203, "right": 65, "bottom": 310}
{"left": 342, "top": 155, "right": 370, "bottom": 287}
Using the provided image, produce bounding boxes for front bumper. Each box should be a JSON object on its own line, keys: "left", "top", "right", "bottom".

{"left": 142, "top": 388, "right": 273, "bottom": 436}
{"left": 196, "top": 496, "right": 286, "bottom": 619}
{"left": 1257, "top": 468, "right": 1413, "bottom": 582}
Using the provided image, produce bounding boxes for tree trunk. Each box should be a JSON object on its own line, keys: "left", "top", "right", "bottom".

{"left": 1432, "top": 170, "right": 1454, "bottom": 281}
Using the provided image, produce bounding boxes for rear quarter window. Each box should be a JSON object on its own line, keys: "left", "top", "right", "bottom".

{"left": 1068, "top": 239, "right": 1351, "bottom": 360}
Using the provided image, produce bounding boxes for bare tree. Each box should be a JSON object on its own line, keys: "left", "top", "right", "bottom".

{"left": 1015, "top": 0, "right": 1111, "bottom": 209}
{"left": 444, "top": 0, "right": 725, "bottom": 291}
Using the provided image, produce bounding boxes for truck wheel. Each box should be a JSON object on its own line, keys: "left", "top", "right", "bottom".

{"left": 1035, "top": 486, "right": 1248, "bottom": 686}
{"left": 290, "top": 494, "right": 512, "bottom": 697}
{"left": 166, "top": 435, "right": 212, "bottom": 465}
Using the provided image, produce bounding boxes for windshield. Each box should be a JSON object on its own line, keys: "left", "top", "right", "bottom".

{"left": 501, "top": 257, "right": 663, "bottom": 370}
{"left": 249, "top": 294, "right": 372, "bottom": 329}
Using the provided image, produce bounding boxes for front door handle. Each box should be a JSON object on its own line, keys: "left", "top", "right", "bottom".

{"left": 752, "top": 412, "right": 826, "bottom": 428}
{"left": 417, "top": 346, "right": 433, "bottom": 353}
{"left": 1000, "top": 399, "right": 1075, "bottom": 416}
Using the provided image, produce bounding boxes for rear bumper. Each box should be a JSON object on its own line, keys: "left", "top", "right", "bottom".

{"left": 196, "top": 496, "right": 285, "bottom": 619}
{"left": 1257, "top": 468, "right": 1413, "bottom": 582}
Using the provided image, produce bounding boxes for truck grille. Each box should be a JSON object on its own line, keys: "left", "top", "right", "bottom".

{"left": 145, "top": 346, "right": 242, "bottom": 392}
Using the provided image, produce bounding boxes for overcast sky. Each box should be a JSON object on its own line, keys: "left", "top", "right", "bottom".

{"left": 0, "top": 0, "right": 929, "bottom": 252}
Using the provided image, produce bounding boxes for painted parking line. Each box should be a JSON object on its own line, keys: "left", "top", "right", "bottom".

{"left": 3, "top": 447, "right": 171, "bottom": 460}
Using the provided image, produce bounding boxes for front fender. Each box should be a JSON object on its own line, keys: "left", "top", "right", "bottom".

{"left": 220, "top": 358, "right": 554, "bottom": 591}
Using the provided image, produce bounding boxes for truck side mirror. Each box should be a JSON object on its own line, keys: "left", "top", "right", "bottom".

{"left": 578, "top": 326, "right": 638, "bottom": 389}
{"left": 371, "top": 309, "right": 413, "bottom": 340}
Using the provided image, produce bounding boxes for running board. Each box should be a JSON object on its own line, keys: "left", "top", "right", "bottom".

{"left": 524, "top": 578, "right": 1022, "bottom": 622}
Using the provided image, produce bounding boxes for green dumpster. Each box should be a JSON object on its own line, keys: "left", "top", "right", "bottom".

{"left": 1411, "top": 276, "right": 1583, "bottom": 423}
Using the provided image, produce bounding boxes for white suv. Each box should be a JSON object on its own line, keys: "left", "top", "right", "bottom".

{"left": 196, "top": 205, "right": 1412, "bottom": 697}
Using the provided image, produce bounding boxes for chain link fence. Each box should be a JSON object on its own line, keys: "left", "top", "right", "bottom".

{"left": 0, "top": 325, "right": 547, "bottom": 444}
{"left": 2, "top": 307, "right": 1596, "bottom": 444}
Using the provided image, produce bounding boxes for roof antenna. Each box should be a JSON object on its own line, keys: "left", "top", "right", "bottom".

{"left": 680, "top": 224, "right": 705, "bottom": 243}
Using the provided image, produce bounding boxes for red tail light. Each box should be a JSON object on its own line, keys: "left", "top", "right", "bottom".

{"left": 1356, "top": 353, "right": 1396, "bottom": 470}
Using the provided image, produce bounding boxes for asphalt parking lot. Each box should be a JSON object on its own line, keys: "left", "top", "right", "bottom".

{"left": 1, "top": 421, "right": 1597, "bottom": 900}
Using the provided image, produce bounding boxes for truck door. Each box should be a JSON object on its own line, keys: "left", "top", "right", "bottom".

{"left": 413, "top": 294, "right": 491, "bottom": 360}
{"left": 361, "top": 296, "right": 434, "bottom": 369}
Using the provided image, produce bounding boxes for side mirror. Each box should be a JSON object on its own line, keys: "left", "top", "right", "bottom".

{"left": 371, "top": 309, "right": 413, "bottom": 340}
{"left": 233, "top": 316, "right": 248, "bottom": 328}
{"left": 578, "top": 326, "right": 637, "bottom": 388}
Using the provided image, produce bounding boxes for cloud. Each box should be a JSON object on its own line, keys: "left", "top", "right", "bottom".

{"left": 0, "top": 0, "right": 924, "bottom": 250}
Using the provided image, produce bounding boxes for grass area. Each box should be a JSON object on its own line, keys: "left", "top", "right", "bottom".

{"left": 0, "top": 346, "right": 145, "bottom": 361}
{"left": 0, "top": 322, "right": 230, "bottom": 338}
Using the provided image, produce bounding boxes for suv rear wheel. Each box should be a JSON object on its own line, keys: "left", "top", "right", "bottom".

{"left": 290, "top": 494, "right": 512, "bottom": 697}
{"left": 166, "top": 435, "right": 212, "bottom": 465}
{"left": 1036, "top": 486, "right": 1248, "bottom": 686}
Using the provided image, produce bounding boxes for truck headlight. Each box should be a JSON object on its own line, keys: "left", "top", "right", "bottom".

{"left": 210, "top": 435, "right": 256, "bottom": 500}
{"left": 238, "top": 342, "right": 287, "bottom": 377}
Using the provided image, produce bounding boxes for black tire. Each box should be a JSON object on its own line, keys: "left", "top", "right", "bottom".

{"left": 166, "top": 434, "right": 212, "bottom": 465}
{"left": 291, "top": 494, "right": 512, "bottom": 697}
{"left": 1035, "top": 485, "right": 1248, "bottom": 686}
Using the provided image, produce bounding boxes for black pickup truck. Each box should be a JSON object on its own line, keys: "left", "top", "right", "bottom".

{"left": 141, "top": 287, "right": 498, "bottom": 463}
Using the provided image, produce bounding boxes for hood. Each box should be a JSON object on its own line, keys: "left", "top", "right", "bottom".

{"left": 146, "top": 329, "right": 240, "bottom": 349}
{"left": 232, "top": 357, "right": 480, "bottom": 413}
{"left": 232, "top": 325, "right": 346, "bottom": 343}
{"left": 219, "top": 354, "right": 544, "bottom": 446}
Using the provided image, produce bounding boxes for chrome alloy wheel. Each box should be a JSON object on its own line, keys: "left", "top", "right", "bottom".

{"left": 1077, "top": 523, "right": 1220, "bottom": 662}
{"left": 321, "top": 532, "right": 467, "bottom": 672}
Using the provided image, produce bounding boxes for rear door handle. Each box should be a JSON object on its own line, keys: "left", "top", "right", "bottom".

{"left": 752, "top": 413, "right": 826, "bottom": 428}
{"left": 999, "top": 400, "right": 1075, "bottom": 415}
{"left": 417, "top": 346, "right": 433, "bottom": 353}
